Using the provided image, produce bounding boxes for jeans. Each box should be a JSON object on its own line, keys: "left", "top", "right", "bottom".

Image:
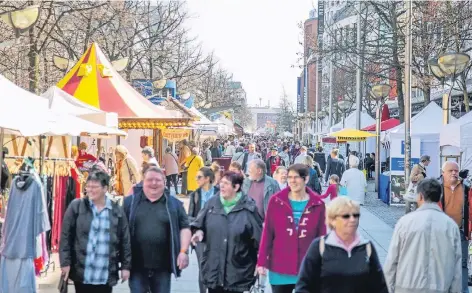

{"left": 166, "top": 174, "right": 179, "bottom": 195}
{"left": 460, "top": 230, "right": 469, "bottom": 293}
{"left": 181, "top": 172, "right": 188, "bottom": 195}
{"left": 195, "top": 243, "right": 207, "bottom": 293}
{"left": 129, "top": 269, "right": 171, "bottom": 293}
{"left": 74, "top": 282, "right": 112, "bottom": 293}
{"left": 271, "top": 284, "right": 295, "bottom": 293}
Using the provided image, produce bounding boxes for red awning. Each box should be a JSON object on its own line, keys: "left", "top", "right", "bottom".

{"left": 362, "top": 118, "right": 400, "bottom": 132}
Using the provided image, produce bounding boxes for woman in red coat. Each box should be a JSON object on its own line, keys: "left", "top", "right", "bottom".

{"left": 257, "top": 163, "right": 326, "bottom": 293}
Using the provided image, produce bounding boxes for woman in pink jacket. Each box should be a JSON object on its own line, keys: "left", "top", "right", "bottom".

{"left": 257, "top": 163, "right": 326, "bottom": 293}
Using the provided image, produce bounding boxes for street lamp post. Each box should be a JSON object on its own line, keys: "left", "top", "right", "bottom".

{"left": 0, "top": 5, "right": 40, "bottom": 189}
{"left": 318, "top": 110, "right": 327, "bottom": 133}
{"left": 371, "top": 84, "right": 391, "bottom": 193}
{"left": 428, "top": 52, "right": 470, "bottom": 124}
{"left": 337, "top": 99, "right": 351, "bottom": 129}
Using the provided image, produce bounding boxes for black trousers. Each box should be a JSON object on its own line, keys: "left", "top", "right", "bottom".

{"left": 195, "top": 243, "right": 207, "bottom": 293}
{"left": 74, "top": 282, "right": 112, "bottom": 293}
{"left": 271, "top": 284, "right": 295, "bottom": 293}
{"left": 166, "top": 174, "right": 179, "bottom": 194}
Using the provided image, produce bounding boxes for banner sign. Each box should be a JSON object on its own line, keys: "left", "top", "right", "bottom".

{"left": 389, "top": 137, "right": 420, "bottom": 205}
{"left": 162, "top": 129, "right": 191, "bottom": 142}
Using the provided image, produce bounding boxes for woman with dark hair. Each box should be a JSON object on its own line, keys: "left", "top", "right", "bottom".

{"left": 257, "top": 164, "right": 326, "bottom": 293}
{"left": 190, "top": 171, "right": 262, "bottom": 293}
{"left": 187, "top": 167, "right": 219, "bottom": 293}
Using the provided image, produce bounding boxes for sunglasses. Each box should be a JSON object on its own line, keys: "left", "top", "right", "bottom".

{"left": 196, "top": 175, "right": 204, "bottom": 179}
{"left": 338, "top": 213, "right": 360, "bottom": 220}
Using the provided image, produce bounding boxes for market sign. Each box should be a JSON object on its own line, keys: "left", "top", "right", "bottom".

{"left": 162, "top": 129, "right": 190, "bottom": 142}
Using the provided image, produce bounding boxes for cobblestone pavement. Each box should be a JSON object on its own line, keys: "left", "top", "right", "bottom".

{"left": 362, "top": 180, "right": 404, "bottom": 228}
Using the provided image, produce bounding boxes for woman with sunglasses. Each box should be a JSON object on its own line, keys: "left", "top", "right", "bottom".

{"left": 187, "top": 167, "right": 219, "bottom": 293}
{"left": 296, "top": 197, "right": 388, "bottom": 293}
{"left": 257, "top": 164, "right": 326, "bottom": 293}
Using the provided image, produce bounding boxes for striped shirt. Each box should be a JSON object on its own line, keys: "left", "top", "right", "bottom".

{"left": 83, "top": 197, "right": 112, "bottom": 285}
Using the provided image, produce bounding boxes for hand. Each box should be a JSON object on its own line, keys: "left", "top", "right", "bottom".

{"left": 191, "top": 230, "right": 204, "bottom": 246}
{"left": 257, "top": 266, "right": 267, "bottom": 276}
{"left": 61, "top": 266, "right": 70, "bottom": 281}
{"left": 177, "top": 252, "right": 189, "bottom": 270}
{"left": 120, "top": 269, "right": 130, "bottom": 283}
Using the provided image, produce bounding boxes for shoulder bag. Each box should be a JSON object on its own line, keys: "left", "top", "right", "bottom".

{"left": 182, "top": 156, "right": 196, "bottom": 172}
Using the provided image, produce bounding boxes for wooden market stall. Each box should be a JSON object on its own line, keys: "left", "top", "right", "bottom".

{"left": 56, "top": 43, "right": 195, "bottom": 162}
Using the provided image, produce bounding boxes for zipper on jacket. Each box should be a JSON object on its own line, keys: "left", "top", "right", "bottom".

{"left": 166, "top": 197, "right": 177, "bottom": 276}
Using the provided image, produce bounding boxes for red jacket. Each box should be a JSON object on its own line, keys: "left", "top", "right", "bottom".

{"left": 257, "top": 186, "right": 326, "bottom": 275}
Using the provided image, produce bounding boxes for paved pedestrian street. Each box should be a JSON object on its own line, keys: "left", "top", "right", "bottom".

{"left": 37, "top": 202, "right": 398, "bottom": 293}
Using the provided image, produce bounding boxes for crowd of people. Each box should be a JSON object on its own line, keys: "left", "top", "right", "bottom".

{"left": 56, "top": 137, "right": 472, "bottom": 293}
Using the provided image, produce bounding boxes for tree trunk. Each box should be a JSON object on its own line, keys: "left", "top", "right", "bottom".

{"left": 422, "top": 85, "right": 431, "bottom": 108}
{"left": 391, "top": 12, "right": 405, "bottom": 123}
{"left": 460, "top": 73, "right": 470, "bottom": 113}
{"left": 28, "top": 28, "right": 39, "bottom": 94}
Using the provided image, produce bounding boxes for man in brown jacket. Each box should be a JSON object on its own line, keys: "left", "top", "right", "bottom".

{"left": 406, "top": 155, "right": 430, "bottom": 213}
{"left": 178, "top": 140, "right": 192, "bottom": 196}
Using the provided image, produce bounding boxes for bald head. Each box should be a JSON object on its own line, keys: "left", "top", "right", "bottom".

{"left": 442, "top": 161, "right": 459, "bottom": 185}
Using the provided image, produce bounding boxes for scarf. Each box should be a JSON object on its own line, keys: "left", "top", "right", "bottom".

{"left": 220, "top": 192, "right": 242, "bottom": 213}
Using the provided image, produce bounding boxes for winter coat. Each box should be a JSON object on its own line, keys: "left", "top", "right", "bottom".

{"left": 59, "top": 197, "right": 132, "bottom": 287}
{"left": 383, "top": 203, "right": 462, "bottom": 293}
{"left": 162, "top": 152, "right": 179, "bottom": 176}
{"left": 295, "top": 233, "right": 388, "bottom": 293}
{"left": 185, "top": 155, "right": 204, "bottom": 192}
{"left": 307, "top": 168, "right": 322, "bottom": 194}
{"left": 210, "top": 146, "right": 222, "bottom": 159}
{"left": 115, "top": 156, "right": 140, "bottom": 196}
{"left": 410, "top": 163, "right": 427, "bottom": 183}
{"left": 123, "top": 185, "right": 189, "bottom": 277}
{"left": 325, "top": 157, "right": 345, "bottom": 182}
{"left": 340, "top": 168, "right": 367, "bottom": 205}
{"left": 257, "top": 187, "right": 326, "bottom": 275}
{"left": 242, "top": 175, "right": 280, "bottom": 216}
{"left": 191, "top": 193, "right": 263, "bottom": 292}
{"left": 313, "top": 152, "right": 326, "bottom": 174}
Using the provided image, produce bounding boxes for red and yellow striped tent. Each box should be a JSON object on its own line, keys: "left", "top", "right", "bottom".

{"left": 57, "top": 42, "right": 192, "bottom": 129}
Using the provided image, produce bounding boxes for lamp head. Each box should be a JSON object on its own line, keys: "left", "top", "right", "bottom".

{"left": 438, "top": 52, "right": 470, "bottom": 76}
{"left": 428, "top": 57, "right": 445, "bottom": 80}
{"left": 370, "top": 84, "right": 391, "bottom": 101}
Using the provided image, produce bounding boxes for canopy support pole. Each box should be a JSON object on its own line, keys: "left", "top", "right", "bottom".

{"left": 153, "top": 129, "right": 158, "bottom": 163}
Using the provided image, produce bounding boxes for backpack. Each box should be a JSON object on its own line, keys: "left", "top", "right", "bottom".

{"left": 319, "top": 236, "right": 372, "bottom": 260}
{"left": 307, "top": 168, "right": 322, "bottom": 194}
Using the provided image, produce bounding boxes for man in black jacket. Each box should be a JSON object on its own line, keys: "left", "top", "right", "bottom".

{"left": 325, "top": 149, "right": 345, "bottom": 183}
{"left": 124, "top": 166, "right": 191, "bottom": 293}
{"left": 60, "top": 171, "right": 131, "bottom": 293}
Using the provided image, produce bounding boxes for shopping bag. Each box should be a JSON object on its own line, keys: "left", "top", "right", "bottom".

{"left": 339, "top": 186, "right": 348, "bottom": 196}
{"left": 404, "top": 182, "right": 418, "bottom": 201}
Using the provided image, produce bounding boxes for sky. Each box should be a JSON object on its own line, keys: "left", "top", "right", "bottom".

{"left": 185, "top": 0, "right": 315, "bottom": 107}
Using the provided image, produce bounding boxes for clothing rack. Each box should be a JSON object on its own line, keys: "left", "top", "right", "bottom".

{"left": 4, "top": 156, "right": 74, "bottom": 161}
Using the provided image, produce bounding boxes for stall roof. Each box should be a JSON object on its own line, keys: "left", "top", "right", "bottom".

{"left": 41, "top": 86, "right": 104, "bottom": 116}
{"left": 388, "top": 102, "right": 456, "bottom": 135}
{"left": 362, "top": 118, "right": 400, "bottom": 132}
{"left": 57, "top": 42, "right": 190, "bottom": 120}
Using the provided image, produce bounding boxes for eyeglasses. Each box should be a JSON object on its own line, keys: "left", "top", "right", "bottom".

{"left": 338, "top": 213, "right": 360, "bottom": 220}
{"left": 196, "top": 175, "right": 204, "bottom": 179}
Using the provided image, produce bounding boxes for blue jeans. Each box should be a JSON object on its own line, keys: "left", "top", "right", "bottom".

{"left": 129, "top": 269, "right": 171, "bottom": 293}
{"left": 460, "top": 230, "right": 469, "bottom": 293}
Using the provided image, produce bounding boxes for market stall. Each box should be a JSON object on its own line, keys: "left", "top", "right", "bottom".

{"left": 385, "top": 102, "right": 453, "bottom": 205}
{"left": 56, "top": 42, "right": 195, "bottom": 163}
{"left": 440, "top": 110, "right": 472, "bottom": 170}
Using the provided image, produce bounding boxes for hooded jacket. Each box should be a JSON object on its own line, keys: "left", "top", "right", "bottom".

{"left": 190, "top": 193, "right": 262, "bottom": 292}
{"left": 257, "top": 187, "right": 326, "bottom": 275}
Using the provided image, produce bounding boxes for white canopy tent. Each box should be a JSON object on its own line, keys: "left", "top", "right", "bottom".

{"left": 41, "top": 86, "right": 119, "bottom": 128}
{"left": 386, "top": 102, "right": 455, "bottom": 178}
{"left": 440, "top": 110, "right": 472, "bottom": 170}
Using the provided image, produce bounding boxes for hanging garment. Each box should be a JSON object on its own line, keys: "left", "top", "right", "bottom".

{"left": 64, "top": 177, "right": 76, "bottom": 209}
{"left": 46, "top": 176, "right": 53, "bottom": 252}
{"left": 51, "top": 176, "right": 67, "bottom": 253}
{"left": 0, "top": 173, "right": 50, "bottom": 293}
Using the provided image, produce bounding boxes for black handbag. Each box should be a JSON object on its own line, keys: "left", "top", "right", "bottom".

{"left": 58, "top": 274, "right": 68, "bottom": 293}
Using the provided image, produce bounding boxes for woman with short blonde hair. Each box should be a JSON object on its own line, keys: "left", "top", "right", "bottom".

{"left": 296, "top": 197, "right": 388, "bottom": 293}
